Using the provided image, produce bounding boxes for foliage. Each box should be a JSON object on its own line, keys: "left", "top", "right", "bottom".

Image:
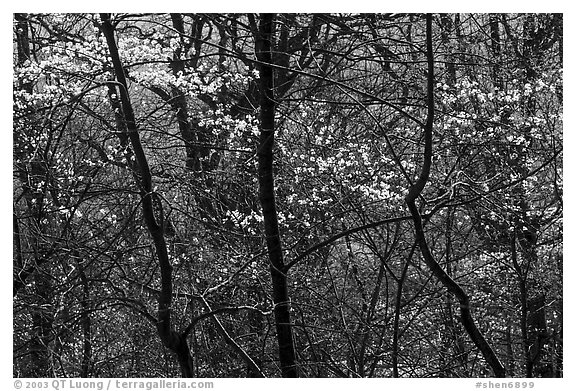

{"left": 13, "top": 13, "right": 562, "bottom": 378}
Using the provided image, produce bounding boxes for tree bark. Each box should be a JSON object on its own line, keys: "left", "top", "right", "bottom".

{"left": 78, "top": 258, "right": 92, "bottom": 377}
{"left": 100, "top": 13, "right": 194, "bottom": 378}
{"left": 254, "top": 13, "right": 299, "bottom": 378}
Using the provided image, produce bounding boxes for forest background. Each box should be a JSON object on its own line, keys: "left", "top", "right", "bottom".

{"left": 7, "top": 6, "right": 562, "bottom": 384}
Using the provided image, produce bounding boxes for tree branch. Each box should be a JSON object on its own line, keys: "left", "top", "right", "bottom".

{"left": 404, "top": 14, "right": 505, "bottom": 378}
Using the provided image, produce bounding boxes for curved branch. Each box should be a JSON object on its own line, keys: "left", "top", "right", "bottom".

{"left": 404, "top": 14, "right": 505, "bottom": 378}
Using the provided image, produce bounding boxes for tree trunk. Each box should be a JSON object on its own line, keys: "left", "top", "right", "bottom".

{"left": 404, "top": 14, "right": 505, "bottom": 378}
{"left": 100, "top": 13, "right": 194, "bottom": 378}
{"left": 254, "top": 13, "right": 299, "bottom": 378}
{"left": 29, "top": 271, "right": 54, "bottom": 377}
{"left": 78, "top": 258, "right": 92, "bottom": 377}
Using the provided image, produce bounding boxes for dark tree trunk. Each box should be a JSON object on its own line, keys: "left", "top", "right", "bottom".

{"left": 511, "top": 235, "right": 532, "bottom": 377}
{"left": 78, "top": 259, "right": 92, "bottom": 377}
{"left": 100, "top": 13, "right": 195, "bottom": 378}
{"left": 13, "top": 214, "right": 24, "bottom": 296}
{"left": 404, "top": 14, "right": 505, "bottom": 378}
{"left": 14, "top": 15, "right": 54, "bottom": 375}
{"left": 505, "top": 324, "right": 516, "bottom": 377}
{"left": 15, "top": 13, "right": 32, "bottom": 93}
{"left": 29, "top": 271, "right": 54, "bottom": 377}
{"left": 254, "top": 13, "right": 299, "bottom": 378}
